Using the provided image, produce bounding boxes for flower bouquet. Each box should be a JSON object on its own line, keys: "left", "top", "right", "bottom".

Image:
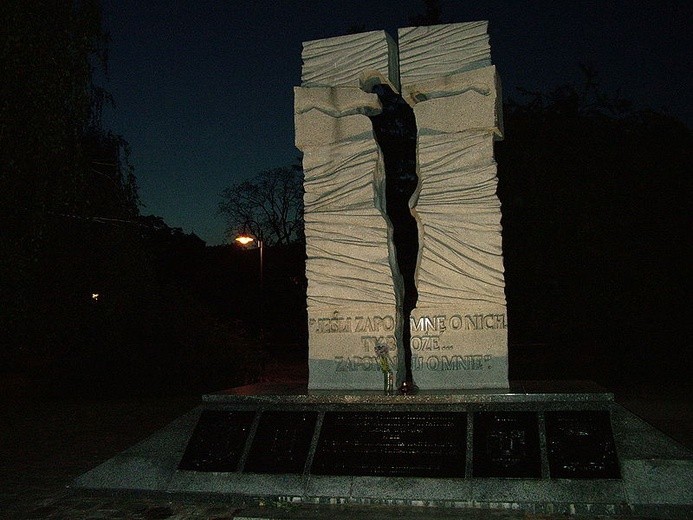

{"left": 374, "top": 341, "right": 394, "bottom": 394}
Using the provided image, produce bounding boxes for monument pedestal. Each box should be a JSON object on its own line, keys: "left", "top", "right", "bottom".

{"left": 73, "top": 381, "right": 692, "bottom": 518}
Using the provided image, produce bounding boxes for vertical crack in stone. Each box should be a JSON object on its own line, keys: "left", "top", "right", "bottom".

{"left": 364, "top": 80, "right": 420, "bottom": 390}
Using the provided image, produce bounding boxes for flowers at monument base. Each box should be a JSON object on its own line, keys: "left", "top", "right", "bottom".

{"left": 374, "top": 341, "right": 394, "bottom": 393}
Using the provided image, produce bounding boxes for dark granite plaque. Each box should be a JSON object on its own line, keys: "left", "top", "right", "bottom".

{"left": 243, "top": 411, "right": 318, "bottom": 474}
{"left": 472, "top": 411, "right": 541, "bottom": 478}
{"left": 311, "top": 411, "right": 466, "bottom": 477}
{"left": 545, "top": 411, "right": 621, "bottom": 479}
{"left": 178, "top": 410, "right": 255, "bottom": 472}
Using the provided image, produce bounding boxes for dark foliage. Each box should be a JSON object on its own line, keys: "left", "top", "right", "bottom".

{"left": 1, "top": 0, "right": 135, "bottom": 375}
{"left": 1, "top": 2, "right": 265, "bottom": 394}
{"left": 203, "top": 242, "right": 307, "bottom": 346}
{"left": 497, "top": 71, "right": 691, "bottom": 384}
{"left": 23, "top": 213, "right": 266, "bottom": 396}
{"left": 409, "top": 0, "right": 443, "bottom": 26}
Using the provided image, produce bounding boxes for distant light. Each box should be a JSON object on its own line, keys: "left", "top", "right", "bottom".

{"left": 91, "top": 293, "right": 100, "bottom": 301}
{"left": 235, "top": 236, "right": 255, "bottom": 246}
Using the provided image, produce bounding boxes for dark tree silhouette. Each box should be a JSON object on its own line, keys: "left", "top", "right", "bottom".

{"left": 0, "top": 1, "right": 137, "bottom": 234}
{"left": 0, "top": 0, "right": 139, "bottom": 372}
{"left": 219, "top": 163, "right": 304, "bottom": 246}
{"left": 0, "top": 2, "right": 262, "bottom": 393}
{"left": 497, "top": 68, "right": 691, "bottom": 384}
{"left": 409, "top": 0, "right": 443, "bottom": 26}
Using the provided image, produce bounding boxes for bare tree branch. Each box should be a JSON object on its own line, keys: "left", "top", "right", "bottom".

{"left": 219, "top": 164, "right": 304, "bottom": 246}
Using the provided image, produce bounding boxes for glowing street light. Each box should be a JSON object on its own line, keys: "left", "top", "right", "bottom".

{"left": 235, "top": 235, "right": 255, "bottom": 246}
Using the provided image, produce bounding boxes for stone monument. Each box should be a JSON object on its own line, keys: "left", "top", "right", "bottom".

{"left": 295, "top": 22, "right": 506, "bottom": 390}
{"left": 73, "top": 23, "right": 693, "bottom": 518}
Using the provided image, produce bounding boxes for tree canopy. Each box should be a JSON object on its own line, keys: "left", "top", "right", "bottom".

{"left": 1, "top": 2, "right": 271, "bottom": 392}
{"left": 0, "top": 0, "right": 143, "bottom": 372}
{"left": 219, "top": 163, "right": 304, "bottom": 246}
{"left": 1, "top": 1, "right": 139, "bottom": 233}
{"left": 409, "top": 0, "right": 443, "bottom": 26}
{"left": 497, "top": 68, "right": 691, "bottom": 382}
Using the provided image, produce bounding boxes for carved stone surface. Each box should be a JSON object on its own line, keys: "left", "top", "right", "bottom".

{"left": 298, "top": 31, "right": 396, "bottom": 390}
{"left": 294, "top": 109, "right": 375, "bottom": 149}
{"left": 407, "top": 65, "right": 503, "bottom": 137}
{"left": 415, "top": 132, "right": 504, "bottom": 305}
{"left": 398, "top": 22, "right": 491, "bottom": 84}
{"left": 301, "top": 30, "right": 399, "bottom": 89}
{"left": 296, "top": 22, "right": 507, "bottom": 390}
{"left": 302, "top": 140, "right": 394, "bottom": 307}
{"left": 301, "top": 132, "right": 397, "bottom": 389}
{"left": 294, "top": 87, "right": 380, "bottom": 148}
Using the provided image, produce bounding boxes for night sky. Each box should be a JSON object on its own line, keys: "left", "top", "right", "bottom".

{"left": 100, "top": 0, "right": 691, "bottom": 245}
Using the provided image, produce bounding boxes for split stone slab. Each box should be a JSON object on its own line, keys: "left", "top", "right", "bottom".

{"left": 301, "top": 30, "right": 399, "bottom": 89}
{"left": 298, "top": 23, "right": 506, "bottom": 390}
{"left": 398, "top": 22, "right": 491, "bottom": 85}
{"left": 407, "top": 65, "right": 503, "bottom": 138}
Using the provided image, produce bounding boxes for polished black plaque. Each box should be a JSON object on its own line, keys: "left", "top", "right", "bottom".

{"left": 311, "top": 411, "right": 466, "bottom": 477}
{"left": 472, "top": 411, "right": 541, "bottom": 478}
{"left": 545, "top": 411, "right": 620, "bottom": 479}
{"left": 243, "top": 411, "right": 318, "bottom": 474}
{"left": 178, "top": 410, "right": 255, "bottom": 472}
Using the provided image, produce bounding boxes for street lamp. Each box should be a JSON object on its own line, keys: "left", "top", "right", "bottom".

{"left": 234, "top": 235, "right": 264, "bottom": 289}
{"left": 235, "top": 235, "right": 265, "bottom": 342}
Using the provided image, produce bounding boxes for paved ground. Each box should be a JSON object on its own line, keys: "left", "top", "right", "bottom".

{"left": 1, "top": 358, "right": 690, "bottom": 520}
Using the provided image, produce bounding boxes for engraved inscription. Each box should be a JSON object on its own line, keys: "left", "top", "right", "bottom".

{"left": 312, "top": 311, "right": 504, "bottom": 373}
{"left": 312, "top": 411, "right": 467, "bottom": 477}
{"left": 312, "top": 312, "right": 507, "bottom": 334}
{"left": 472, "top": 411, "right": 541, "bottom": 478}
{"left": 545, "top": 411, "right": 621, "bottom": 479}
{"left": 335, "top": 353, "right": 494, "bottom": 371}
